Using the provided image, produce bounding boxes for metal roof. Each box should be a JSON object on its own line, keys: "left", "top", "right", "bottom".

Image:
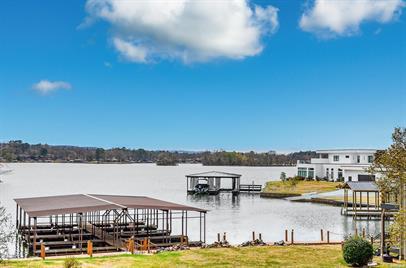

{"left": 14, "top": 194, "right": 207, "bottom": 217}
{"left": 343, "top": 181, "right": 379, "bottom": 192}
{"left": 185, "top": 171, "right": 241, "bottom": 178}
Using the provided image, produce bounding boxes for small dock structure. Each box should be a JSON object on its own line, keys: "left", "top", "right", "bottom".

{"left": 14, "top": 194, "right": 207, "bottom": 257}
{"left": 186, "top": 171, "right": 261, "bottom": 195}
{"left": 341, "top": 181, "right": 395, "bottom": 220}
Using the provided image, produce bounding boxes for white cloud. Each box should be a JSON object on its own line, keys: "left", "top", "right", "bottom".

{"left": 32, "top": 80, "right": 71, "bottom": 94}
{"left": 300, "top": 0, "right": 405, "bottom": 37}
{"left": 84, "top": 0, "right": 279, "bottom": 63}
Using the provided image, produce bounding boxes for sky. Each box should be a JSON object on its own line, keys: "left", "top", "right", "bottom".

{"left": 0, "top": 0, "right": 405, "bottom": 152}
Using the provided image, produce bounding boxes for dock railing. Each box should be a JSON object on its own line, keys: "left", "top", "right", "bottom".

{"left": 239, "top": 184, "right": 262, "bottom": 192}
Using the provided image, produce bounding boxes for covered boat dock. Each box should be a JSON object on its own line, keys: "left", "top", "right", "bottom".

{"left": 15, "top": 194, "right": 207, "bottom": 256}
{"left": 186, "top": 171, "right": 262, "bottom": 195}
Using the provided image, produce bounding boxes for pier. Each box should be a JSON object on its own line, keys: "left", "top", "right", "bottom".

{"left": 186, "top": 171, "right": 262, "bottom": 195}
{"left": 15, "top": 194, "right": 207, "bottom": 257}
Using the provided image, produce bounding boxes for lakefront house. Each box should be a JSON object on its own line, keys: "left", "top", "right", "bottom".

{"left": 296, "top": 149, "right": 378, "bottom": 182}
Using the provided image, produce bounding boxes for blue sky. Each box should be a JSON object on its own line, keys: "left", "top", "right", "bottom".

{"left": 0, "top": 0, "right": 405, "bottom": 152}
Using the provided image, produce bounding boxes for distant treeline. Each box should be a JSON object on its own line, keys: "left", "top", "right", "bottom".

{"left": 0, "top": 140, "right": 316, "bottom": 166}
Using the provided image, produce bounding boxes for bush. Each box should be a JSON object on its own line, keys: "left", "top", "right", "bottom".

{"left": 64, "top": 257, "right": 81, "bottom": 268}
{"left": 342, "top": 236, "right": 373, "bottom": 267}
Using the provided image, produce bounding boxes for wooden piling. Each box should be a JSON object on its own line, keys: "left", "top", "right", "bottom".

{"left": 87, "top": 240, "right": 93, "bottom": 257}
{"left": 285, "top": 230, "right": 288, "bottom": 242}
{"left": 128, "top": 239, "right": 134, "bottom": 254}
{"left": 217, "top": 233, "right": 220, "bottom": 242}
{"left": 252, "top": 231, "right": 256, "bottom": 241}
{"left": 362, "top": 228, "right": 366, "bottom": 239}
{"left": 327, "top": 231, "right": 330, "bottom": 244}
{"left": 291, "top": 229, "right": 294, "bottom": 245}
{"left": 147, "top": 238, "right": 150, "bottom": 253}
{"left": 320, "top": 229, "right": 324, "bottom": 241}
{"left": 259, "top": 233, "right": 262, "bottom": 241}
{"left": 40, "top": 243, "right": 45, "bottom": 260}
{"left": 355, "top": 228, "right": 358, "bottom": 237}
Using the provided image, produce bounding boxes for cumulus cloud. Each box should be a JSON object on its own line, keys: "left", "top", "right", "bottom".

{"left": 32, "top": 80, "right": 71, "bottom": 94}
{"left": 84, "top": 0, "right": 279, "bottom": 63}
{"left": 300, "top": 0, "right": 405, "bottom": 37}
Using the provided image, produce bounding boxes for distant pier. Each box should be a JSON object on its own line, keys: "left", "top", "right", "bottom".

{"left": 186, "top": 171, "right": 262, "bottom": 195}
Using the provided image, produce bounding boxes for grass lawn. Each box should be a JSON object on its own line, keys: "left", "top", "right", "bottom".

{"left": 263, "top": 181, "right": 341, "bottom": 195}
{"left": 3, "top": 245, "right": 405, "bottom": 268}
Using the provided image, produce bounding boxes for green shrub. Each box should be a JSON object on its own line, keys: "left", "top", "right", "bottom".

{"left": 342, "top": 236, "right": 373, "bottom": 267}
{"left": 64, "top": 257, "right": 81, "bottom": 268}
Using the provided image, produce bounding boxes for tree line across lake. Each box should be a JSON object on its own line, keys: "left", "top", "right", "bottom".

{"left": 0, "top": 140, "right": 316, "bottom": 166}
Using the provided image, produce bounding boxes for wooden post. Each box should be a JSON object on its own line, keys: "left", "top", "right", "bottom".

{"left": 362, "top": 228, "right": 366, "bottom": 239}
{"left": 370, "top": 236, "right": 374, "bottom": 245}
{"left": 259, "top": 233, "right": 262, "bottom": 241}
{"left": 40, "top": 243, "right": 45, "bottom": 260}
{"left": 320, "top": 229, "right": 324, "bottom": 241}
{"left": 217, "top": 233, "right": 220, "bottom": 242}
{"left": 355, "top": 228, "right": 358, "bottom": 237}
{"left": 285, "top": 229, "right": 288, "bottom": 242}
{"left": 33, "top": 217, "right": 37, "bottom": 256}
{"left": 87, "top": 240, "right": 93, "bottom": 257}
{"left": 252, "top": 231, "right": 256, "bottom": 241}
{"left": 147, "top": 238, "right": 150, "bottom": 253}
{"left": 128, "top": 238, "right": 134, "bottom": 254}
{"left": 291, "top": 229, "right": 294, "bottom": 245}
{"left": 327, "top": 231, "right": 330, "bottom": 244}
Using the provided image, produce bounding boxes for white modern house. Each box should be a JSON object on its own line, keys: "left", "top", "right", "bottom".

{"left": 296, "top": 149, "right": 378, "bottom": 182}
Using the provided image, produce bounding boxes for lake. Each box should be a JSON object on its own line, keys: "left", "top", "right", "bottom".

{"left": 0, "top": 163, "right": 380, "bottom": 249}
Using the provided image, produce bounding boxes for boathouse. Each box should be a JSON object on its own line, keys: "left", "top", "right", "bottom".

{"left": 15, "top": 194, "right": 207, "bottom": 256}
{"left": 342, "top": 181, "right": 382, "bottom": 220}
{"left": 186, "top": 171, "right": 261, "bottom": 195}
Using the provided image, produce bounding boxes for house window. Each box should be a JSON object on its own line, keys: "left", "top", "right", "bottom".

{"left": 368, "top": 155, "right": 374, "bottom": 163}
{"left": 345, "top": 155, "right": 350, "bottom": 159}
{"left": 357, "top": 155, "right": 360, "bottom": 163}
{"left": 326, "top": 168, "right": 329, "bottom": 178}
{"left": 308, "top": 168, "right": 314, "bottom": 178}
{"left": 333, "top": 155, "right": 339, "bottom": 162}
{"left": 298, "top": 167, "right": 307, "bottom": 178}
{"left": 338, "top": 169, "right": 343, "bottom": 178}
{"left": 348, "top": 176, "right": 352, "bottom": 182}
{"left": 330, "top": 168, "right": 334, "bottom": 179}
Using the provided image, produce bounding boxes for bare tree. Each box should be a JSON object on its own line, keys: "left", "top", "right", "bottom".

{"left": 0, "top": 205, "right": 14, "bottom": 260}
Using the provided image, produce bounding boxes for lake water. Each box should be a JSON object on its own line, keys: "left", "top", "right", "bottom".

{"left": 0, "top": 163, "right": 380, "bottom": 250}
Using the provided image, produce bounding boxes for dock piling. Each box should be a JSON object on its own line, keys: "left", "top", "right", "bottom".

{"left": 320, "top": 229, "right": 324, "bottom": 241}
{"left": 285, "top": 230, "right": 288, "bottom": 242}
{"left": 259, "top": 233, "right": 262, "bottom": 241}
{"left": 327, "top": 231, "right": 330, "bottom": 244}
{"left": 362, "top": 228, "right": 366, "bottom": 239}
{"left": 87, "top": 240, "right": 93, "bottom": 257}
{"left": 291, "top": 229, "right": 294, "bottom": 245}
{"left": 252, "top": 231, "right": 255, "bottom": 241}
{"left": 40, "top": 243, "right": 45, "bottom": 260}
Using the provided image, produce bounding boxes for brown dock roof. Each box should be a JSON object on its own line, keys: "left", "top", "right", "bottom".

{"left": 14, "top": 194, "right": 207, "bottom": 217}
